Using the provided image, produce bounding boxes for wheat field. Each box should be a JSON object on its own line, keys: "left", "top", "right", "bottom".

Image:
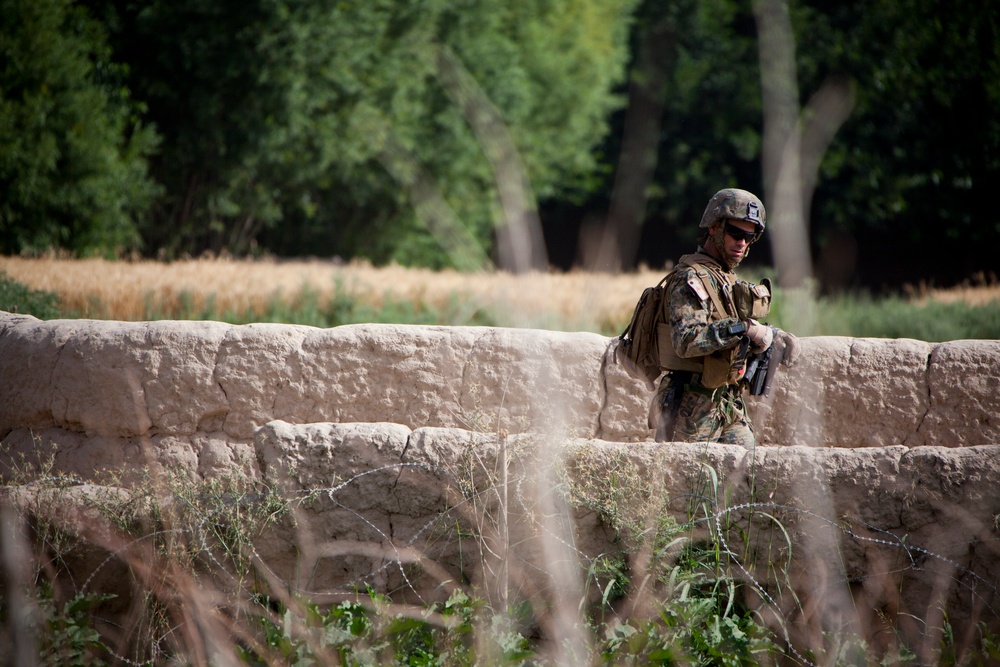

{"left": 3, "top": 255, "right": 999, "bottom": 335}
{"left": 0, "top": 255, "right": 675, "bottom": 332}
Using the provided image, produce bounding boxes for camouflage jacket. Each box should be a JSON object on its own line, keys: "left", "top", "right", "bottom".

{"left": 662, "top": 250, "right": 746, "bottom": 364}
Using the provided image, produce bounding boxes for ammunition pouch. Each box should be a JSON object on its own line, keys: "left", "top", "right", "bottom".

{"left": 732, "top": 278, "right": 772, "bottom": 320}
{"left": 701, "top": 337, "right": 750, "bottom": 388}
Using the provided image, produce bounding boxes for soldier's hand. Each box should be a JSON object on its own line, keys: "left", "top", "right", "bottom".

{"left": 774, "top": 328, "right": 800, "bottom": 366}
{"left": 746, "top": 319, "right": 773, "bottom": 353}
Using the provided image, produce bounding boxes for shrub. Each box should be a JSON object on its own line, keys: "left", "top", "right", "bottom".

{"left": 0, "top": 270, "right": 62, "bottom": 318}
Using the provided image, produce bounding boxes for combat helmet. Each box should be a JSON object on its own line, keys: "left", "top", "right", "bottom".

{"left": 699, "top": 188, "right": 765, "bottom": 241}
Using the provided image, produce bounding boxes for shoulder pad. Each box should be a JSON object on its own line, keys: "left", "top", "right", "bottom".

{"left": 686, "top": 275, "right": 710, "bottom": 302}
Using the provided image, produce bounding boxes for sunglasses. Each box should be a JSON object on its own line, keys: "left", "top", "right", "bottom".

{"left": 724, "top": 222, "right": 758, "bottom": 244}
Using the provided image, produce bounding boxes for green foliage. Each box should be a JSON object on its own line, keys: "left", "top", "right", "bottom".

{"left": 36, "top": 588, "right": 114, "bottom": 667}
{"left": 244, "top": 575, "right": 773, "bottom": 667}
{"left": 595, "top": 0, "right": 1000, "bottom": 288}
{"left": 602, "top": 0, "right": 766, "bottom": 250}
{"left": 89, "top": 0, "right": 296, "bottom": 258}
{"left": 803, "top": 292, "right": 1000, "bottom": 342}
{"left": 563, "top": 450, "right": 779, "bottom": 665}
{"left": 596, "top": 527, "right": 779, "bottom": 666}
{"left": 242, "top": 588, "right": 532, "bottom": 666}
{"left": 6, "top": 445, "right": 1000, "bottom": 664}
{"left": 258, "top": 282, "right": 498, "bottom": 329}
{"left": 2, "top": 0, "right": 998, "bottom": 289}
{"left": 974, "top": 622, "right": 1000, "bottom": 665}
{"left": 0, "top": 0, "right": 160, "bottom": 256}
{"left": 0, "top": 270, "right": 63, "bottom": 318}
{"left": 91, "top": 0, "right": 636, "bottom": 268}
{"left": 601, "top": 596, "right": 774, "bottom": 666}
{"left": 782, "top": 0, "right": 1000, "bottom": 287}
{"left": 5, "top": 0, "right": 996, "bottom": 288}
{"left": 802, "top": 0, "right": 999, "bottom": 236}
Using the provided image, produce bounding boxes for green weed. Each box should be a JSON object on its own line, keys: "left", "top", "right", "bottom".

{"left": 808, "top": 292, "right": 1000, "bottom": 341}
{"left": 3, "top": 436, "right": 999, "bottom": 665}
{"left": 35, "top": 587, "right": 114, "bottom": 667}
{"left": 0, "top": 271, "right": 62, "bottom": 319}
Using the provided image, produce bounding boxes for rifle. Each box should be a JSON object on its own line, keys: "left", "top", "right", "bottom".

{"left": 744, "top": 325, "right": 780, "bottom": 396}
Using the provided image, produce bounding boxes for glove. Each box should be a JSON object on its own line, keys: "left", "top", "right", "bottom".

{"left": 773, "top": 328, "right": 800, "bottom": 366}
{"left": 745, "top": 319, "right": 773, "bottom": 353}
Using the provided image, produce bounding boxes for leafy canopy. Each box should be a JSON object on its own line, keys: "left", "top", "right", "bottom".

{"left": 94, "top": 0, "right": 637, "bottom": 268}
{"left": 0, "top": 0, "right": 159, "bottom": 255}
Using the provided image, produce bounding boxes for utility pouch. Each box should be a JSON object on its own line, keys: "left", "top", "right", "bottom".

{"left": 701, "top": 338, "right": 751, "bottom": 389}
{"left": 732, "top": 278, "right": 772, "bottom": 320}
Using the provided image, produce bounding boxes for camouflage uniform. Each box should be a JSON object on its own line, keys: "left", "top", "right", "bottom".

{"left": 651, "top": 251, "right": 755, "bottom": 447}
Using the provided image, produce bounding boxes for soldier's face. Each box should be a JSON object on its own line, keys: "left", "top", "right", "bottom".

{"left": 716, "top": 218, "right": 757, "bottom": 265}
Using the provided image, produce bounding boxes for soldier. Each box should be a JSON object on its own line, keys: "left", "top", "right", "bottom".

{"left": 651, "top": 188, "right": 799, "bottom": 447}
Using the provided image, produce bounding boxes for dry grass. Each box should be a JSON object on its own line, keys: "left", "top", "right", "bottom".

{"left": 4, "top": 255, "right": 999, "bottom": 335}
{"left": 896, "top": 268, "right": 1000, "bottom": 307}
{"left": 918, "top": 284, "right": 1000, "bottom": 306}
{"left": 0, "top": 255, "right": 677, "bottom": 332}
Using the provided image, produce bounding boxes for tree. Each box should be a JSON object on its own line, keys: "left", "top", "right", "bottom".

{"left": 799, "top": 0, "right": 1000, "bottom": 289}
{"left": 565, "top": 0, "right": 769, "bottom": 270}
{"left": 572, "top": 0, "right": 1000, "bottom": 290}
{"left": 92, "top": 0, "right": 637, "bottom": 269}
{"left": 0, "top": 0, "right": 159, "bottom": 255}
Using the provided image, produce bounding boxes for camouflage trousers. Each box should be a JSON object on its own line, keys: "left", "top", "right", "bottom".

{"left": 651, "top": 375, "right": 755, "bottom": 448}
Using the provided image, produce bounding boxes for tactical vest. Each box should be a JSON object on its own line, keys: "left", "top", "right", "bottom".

{"left": 657, "top": 253, "right": 770, "bottom": 388}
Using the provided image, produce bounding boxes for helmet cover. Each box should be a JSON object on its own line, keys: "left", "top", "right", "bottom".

{"left": 699, "top": 188, "right": 765, "bottom": 238}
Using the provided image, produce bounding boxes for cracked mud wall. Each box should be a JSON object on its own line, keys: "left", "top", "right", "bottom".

{"left": 2, "top": 311, "right": 999, "bottom": 641}
{"left": 3, "top": 312, "right": 1000, "bottom": 477}
{"left": 249, "top": 422, "right": 1000, "bottom": 634}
